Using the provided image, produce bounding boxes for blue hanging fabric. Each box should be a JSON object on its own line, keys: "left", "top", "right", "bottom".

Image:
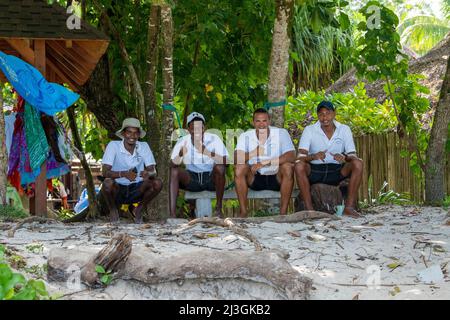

{"left": 0, "top": 51, "right": 80, "bottom": 115}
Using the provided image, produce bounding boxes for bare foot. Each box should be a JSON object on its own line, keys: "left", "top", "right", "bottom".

{"left": 215, "top": 209, "right": 223, "bottom": 219}
{"left": 343, "top": 207, "right": 361, "bottom": 218}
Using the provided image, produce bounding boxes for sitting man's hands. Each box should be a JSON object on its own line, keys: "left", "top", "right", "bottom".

{"left": 312, "top": 150, "right": 327, "bottom": 162}
{"left": 330, "top": 152, "right": 346, "bottom": 163}
{"left": 122, "top": 170, "right": 137, "bottom": 181}
{"left": 140, "top": 168, "right": 157, "bottom": 179}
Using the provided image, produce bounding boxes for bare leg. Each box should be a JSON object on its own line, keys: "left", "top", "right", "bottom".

{"left": 134, "top": 178, "right": 163, "bottom": 223}
{"left": 294, "top": 162, "right": 313, "bottom": 210}
{"left": 341, "top": 158, "right": 363, "bottom": 218}
{"left": 169, "top": 166, "right": 191, "bottom": 218}
{"left": 234, "top": 164, "right": 254, "bottom": 218}
{"left": 277, "top": 163, "right": 294, "bottom": 215}
{"left": 101, "top": 178, "right": 120, "bottom": 222}
{"left": 212, "top": 164, "right": 226, "bottom": 217}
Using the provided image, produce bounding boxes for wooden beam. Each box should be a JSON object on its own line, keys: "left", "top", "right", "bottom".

{"left": 5, "top": 39, "right": 35, "bottom": 64}
{"left": 34, "top": 40, "right": 46, "bottom": 76}
{"left": 31, "top": 39, "right": 47, "bottom": 217}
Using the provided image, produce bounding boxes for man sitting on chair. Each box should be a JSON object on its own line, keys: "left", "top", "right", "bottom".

{"left": 234, "top": 108, "right": 295, "bottom": 217}
{"left": 169, "top": 112, "right": 228, "bottom": 218}
{"left": 101, "top": 118, "right": 162, "bottom": 223}
{"left": 294, "top": 101, "right": 363, "bottom": 218}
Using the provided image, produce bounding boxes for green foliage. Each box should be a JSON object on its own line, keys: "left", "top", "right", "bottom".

{"left": 443, "top": 195, "right": 450, "bottom": 209}
{"left": 0, "top": 205, "right": 29, "bottom": 221}
{"left": 291, "top": 0, "right": 353, "bottom": 90}
{"left": 360, "top": 176, "right": 412, "bottom": 207}
{"left": 95, "top": 265, "right": 113, "bottom": 286}
{"left": 0, "top": 245, "right": 49, "bottom": 300}
{"left": 285, "top": 82, "right": 397, "bottom": 143}
{"left": 251, "top": 209, "right": 274, "bottom": 218}
{"left": 57, "top": 208, "right": 75, "bottom": 221}
{"left": 352, "top": 1, "right": 430, "bottom": 176}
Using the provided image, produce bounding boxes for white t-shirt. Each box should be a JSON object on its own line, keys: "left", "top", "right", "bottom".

{"left": 235, "top": 126, "right": 295, "bottom": 175}
{"left": 102, "top": 140, "right": 156, "bottom": 186}
{"left": 298, "top": 120, "right": 356, "bottom": 165}
{"left": 170, "top": 132, "right": 228, "bottom": 173}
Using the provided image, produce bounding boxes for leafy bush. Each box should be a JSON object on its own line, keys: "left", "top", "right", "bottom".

{"left": 360, "top": 176, "right": 412, "bottom": 208}
{"left": 443, "top": 195, "right": 450, "bottom": 210}
{"left": 0, "top": 205, "right": 29, "bottom": 220}
{"left": 0, "top": 245, "right": 49, "bottom": 300}
{"left": 285, "top": 82, "right": 397, "bottom": 144}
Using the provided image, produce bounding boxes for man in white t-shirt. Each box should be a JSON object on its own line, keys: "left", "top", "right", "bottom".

{"left": 294, "top": 101, "right": 363, "bottom": 218}
{"left": 234, "top": 108, "right": 295, "bottom": 217}
{"left": 101, "top": 118, "right": 162, "bottom": 223}
{"left": 170, "top": 112, "right": 228, "bottom": 218}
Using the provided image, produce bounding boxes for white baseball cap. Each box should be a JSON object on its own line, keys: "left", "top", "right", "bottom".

{"left": 187, "top": 112, "right": 206, "bottom": 125}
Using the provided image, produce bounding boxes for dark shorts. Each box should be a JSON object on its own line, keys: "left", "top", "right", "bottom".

{"left": 116, "top": 182, "right": 144, "bottom": 205}
{"left": 184, "top": 170, "right": 215, "bottom": 192}
{"left": 309, "top": 163, "right": 348, "bottom": 186}
{"left": 250, "top": 173, "right": 281, "bottom": 191}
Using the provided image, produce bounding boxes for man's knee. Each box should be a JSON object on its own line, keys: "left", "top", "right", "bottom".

{"left": 351, "top": 158, "right": 363, "bottom": 173}
{"left": 294, "top": 161, "right": 308, "bottom": 176}
{"left": 235, "top": 164, "right": 248, "bottom": 178}
{"left": 152, "top": 178, "right": 163, "bottom": 192}
{"left": 280, "top": 163, "right": 294, "bottom": 175}
{"left": 213, "top": 164, "right": 226, "bottom": 176}
{"left": 102, "top": 178, "right": 116, "bottom": 193}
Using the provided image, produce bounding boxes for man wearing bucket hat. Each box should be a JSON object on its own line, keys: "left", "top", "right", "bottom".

{"left": 294, "top": 101, "right": 363, "bottom": 218}
{"left": 101, "top": 117, "right": 162, "bottom": 223}
{"left": 169, "top": 112, "right": 228, "bottom": 218}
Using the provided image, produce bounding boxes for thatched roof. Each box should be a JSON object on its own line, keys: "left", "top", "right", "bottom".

{"left": 326, "top": 33, "right": 450, "bottom": 106}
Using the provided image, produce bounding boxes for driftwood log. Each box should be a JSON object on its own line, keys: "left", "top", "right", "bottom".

{"left": 295, "top": 183, "right": 349, "bottom": 214}
{"left": 48, "top": 237, "right": 312, "bottom": 299}
{"left": 47, "top": 233, "right": 132, "bottom": 287}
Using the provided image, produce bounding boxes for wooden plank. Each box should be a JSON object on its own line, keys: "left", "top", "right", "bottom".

{"left": 46, "top": 55, "right": 79, "bottom": 91}
{"left": 30, "top": 40, "right": 47, "bottom": 217}
{"left": 5, "top": 38, "right": 35, "bottom": 64}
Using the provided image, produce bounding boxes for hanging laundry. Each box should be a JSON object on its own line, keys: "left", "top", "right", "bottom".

{"left": 0, "top": 51, "right": 79, "bottom": 115}
{"left": 24, "top": 103, "right": 49, "bottom": 171}
{"left": 4, "top": 111, "right": 16, "bottom": 156}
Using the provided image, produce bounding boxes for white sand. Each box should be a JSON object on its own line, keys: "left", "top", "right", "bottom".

{"left": 1, "top": 205, "right": 449, "bottom": 300}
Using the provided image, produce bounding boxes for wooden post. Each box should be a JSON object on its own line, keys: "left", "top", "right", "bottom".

{"left": 30, "top": 40, "right": 47, "bottom": 217}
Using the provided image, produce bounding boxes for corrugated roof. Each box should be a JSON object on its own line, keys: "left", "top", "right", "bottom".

{"left": 0, "top": 0, "right": 108, "bottom": 40}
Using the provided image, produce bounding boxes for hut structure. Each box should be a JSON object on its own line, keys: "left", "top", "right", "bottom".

{"left": 0, "top": 0, "right": 109, "bottom": 216}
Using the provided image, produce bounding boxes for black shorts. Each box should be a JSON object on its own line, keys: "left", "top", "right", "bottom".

{"left": 309, "top": 163, "right": 348, "bottom": 186}
{"left": 184, "top": 170, "right": 215, "bottom": 192}
{"left": 250, "top": 172, "right": 280, "bottom": 191}
{"left": 116, "top": 182, "right": 144, "bottom": 204}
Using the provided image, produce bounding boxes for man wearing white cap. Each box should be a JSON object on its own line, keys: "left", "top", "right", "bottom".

{"left": 170, "top": 112, "right": 228, "bottom": 218}
{"left": 101, "top": 117, "right": 162, "bottom": 223}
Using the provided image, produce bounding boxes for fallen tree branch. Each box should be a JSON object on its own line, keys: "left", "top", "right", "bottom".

{"left": 48, "top": 247, "right": 312, "bottom": 300}
{"left": 80, "top": 233, "right": 132, "bottom": 287}
{"left": 8, "top": 216, "right": 61, "bottom": 238}
{"left": 186, "top": 217, "right": 263, "bottom": 251}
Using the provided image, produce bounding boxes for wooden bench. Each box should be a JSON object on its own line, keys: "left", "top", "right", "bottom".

{"left": 184, "top": 189, "right": 299, "bottom": 217}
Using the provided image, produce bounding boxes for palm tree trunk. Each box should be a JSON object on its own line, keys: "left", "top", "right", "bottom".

{"left": 145, "top": 4, "right": 163, "bottom": 220}
{"left": 0, "top": 82, "right": 7, "bottom": 205}
{"left": 425, "top": 54, "right": 450, "bottom": 204}
{"left": 267, "top": 0, "right": 294, "bottom": 128}
{"left": 156, "top": 3, "right": 175, "bottom": 220}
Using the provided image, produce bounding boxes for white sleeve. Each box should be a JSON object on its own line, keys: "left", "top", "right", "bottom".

{"left": 170, "top": 137, "right": 184, "bottom": 161}
{"left": 102, "top": 142, "right": 116, "bottom": 166}
{"left": 142, "top": 142, "right": 156, "bottom": 166}
{"left": 212, "top": 135, "right": 229, "bottom": 158}
{"left": 235, "top": 133, "right": 248, "bottom": 152}
{"left": 280, "top": 129, "right": 295, "bottom": 154}
{"left": 298, "top": 127, "right": 312, "bottom": 152}
{"left": 344, "top": 126, "right": 356, "bottom": 154}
